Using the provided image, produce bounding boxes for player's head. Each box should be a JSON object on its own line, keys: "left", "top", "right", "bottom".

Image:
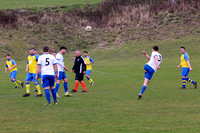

{"left": 34, "top": 49, "right": 38, "bottom": 55}
{"left": 43, "top": 45, "right": 50, "bottom": 53}
{"left": 83, "top": 51, "right": 88, "bottom": 57}
{"left": 52, "top": 51, "right": 57, "bottom": 58}
{"left": 6, "top": 54, "right": 11, "bottom": 60}
{"left": 60, "top": 46, "right": 67, "bottom": 54}
{"left": 152, "top": 46, "right": 159, "bottom": 52}
{"left": 75, "top": 50, "right": 81, "bottom": 57}
{"left": 180, "top": 46, "right": 186, "bottom": 54}
{"left": 29, "top": 48, "right": 35, "bottom": 55}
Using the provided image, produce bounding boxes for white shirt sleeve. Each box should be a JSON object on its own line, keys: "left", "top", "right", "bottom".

{"left": 37, "top": 57, "right": 42, "bottom": 65}
{"left": 53, "top": 57, "right": 57, "bottom": 65}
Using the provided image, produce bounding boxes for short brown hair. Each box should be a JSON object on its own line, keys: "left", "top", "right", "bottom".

{"left": 43, "top": 46, "right": 49, "bottom": 52}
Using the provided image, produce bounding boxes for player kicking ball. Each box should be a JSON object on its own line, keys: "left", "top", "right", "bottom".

{"left": 5, "top": 54, "right": 24, "bottom": 88}
{"left": 36, "top": 46, "right": 58, "bottom": 106}
{"left": 177, "top": 47, "right": 197, "bottom": 89}
{"left": 137, "top": 46, "right": 162, "bottom": 100}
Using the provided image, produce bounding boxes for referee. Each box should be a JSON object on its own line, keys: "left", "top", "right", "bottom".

{"left": 70, "top": 50, "right": 87, "bottom": 92}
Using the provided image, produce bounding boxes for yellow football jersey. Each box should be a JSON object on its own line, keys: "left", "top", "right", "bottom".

{"left": 181, "top": 52, "right": 189, "bottom": 68}
{"left": 83, "top": 56, "right": 94, "bottom": 70}
{"left": 27, "top": 54, "right": 38, "bottom": 73}
{"left": 5, "top": 59, "right": 17, "bottom": 72}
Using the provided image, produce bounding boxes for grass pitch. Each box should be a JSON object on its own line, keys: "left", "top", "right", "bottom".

{"left": 0, "top": 0, "right": 104, "bottom": 9}
{"left": 0, "top": 37, "right": 200, "bottom": 133}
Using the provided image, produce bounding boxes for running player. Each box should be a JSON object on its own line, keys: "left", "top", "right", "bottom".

{"left": 5, "top": 54, "right": 23, "bottom": 88}
{"left": 70, "top": 50, "right": 87, "bottom": 93}
{"left": 177, "top": 47, "right": 197, "bottom": 89}
{"left": 83, "top": 51, "right": 95, "bottom": 86}
{"left": 36, "top": 46, "right": 58, "bottom": 105}
{"left": 23, "top": 48, "right": 42, "bottom": 97}
{"left": 137, "top": 46, "right": 162, "bottom": 99}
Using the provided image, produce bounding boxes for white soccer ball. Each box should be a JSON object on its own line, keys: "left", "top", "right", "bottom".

{"left": 85, "top": 26, "right": 92, "bottom": 32}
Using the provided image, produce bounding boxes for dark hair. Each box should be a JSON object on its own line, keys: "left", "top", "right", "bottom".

{"left": 34, "top": 49, "right": 37, "bottom": 51}
{"left": 60, "top": 46, "right": 67, "bottom": 50}
{"left": 29, "top": 48, "right": 34, "bottom": 51}
{"left": 83, "top": 51, "right": 88, "bottom": 54}
{"left": 6, "top": 54, "right": 10, "bottom": 57}
{"left": 43, "top": 46, "right": 49, "bottom": 52}
{"left": 181, "top": 46, "right": 185, "bottom": 50}
{"left": 153, "top": 46, "right": 159, "bottom": 51}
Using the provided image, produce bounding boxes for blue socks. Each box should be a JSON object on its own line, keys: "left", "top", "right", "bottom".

{"left": 64, "top": 82, "right": 68, "bottom": 93}
{"left": 45, "top": 89, "right": 51, "bottom": 103}
{"left": 182, "top": 78, "right": 186, "bottom": 88}
{"left": 55, "top": 83, "right": 60, "bottom": 93}
{"left": 186, "top": 77, "right": 195, "bottom": 84}
{"left": 140, "top": 86, "right": 147, "bottom": 94}
{"left": 51, "top": 89, "right": 57, "bottom": 103}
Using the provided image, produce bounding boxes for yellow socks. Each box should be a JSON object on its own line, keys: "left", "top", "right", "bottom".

{"left": 36, "top": 85, "right": 42, "bottom": 95}
{"left": 26, "top": 83, "right": 30, "bottom": 94}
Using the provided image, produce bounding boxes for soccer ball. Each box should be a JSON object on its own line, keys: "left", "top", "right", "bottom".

{"left": 85, "top": 26, "right": 92, "bottom": 32}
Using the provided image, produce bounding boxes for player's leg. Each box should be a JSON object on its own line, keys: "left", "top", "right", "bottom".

{"left": 10, "top": 71, "right": 18, "bottom": 88}
{"left": 23, "top": 73, "right": 31, "bottom": 97}
{"left": 138, "top": 64, "right": 154, "bottom": 99}
{"left": 71, "top": 73, "right": 80, "bottom": 92}
{"left": 80, "top": 73, "right": 87, "bottom": 92}
{"left": 14, "top": 71, "right": 24, "bottom": 87}
{"left": 71, "top": 80, "right": 79, "bottom": 92}
{"left": 42, "top": 75, "right": 51, "bottom": 105}
{"left": 86, "top": 70, "right": 94, "bottom": 86}
{"left": 185, "top": 69, "right": 197, "bottom": 88}
{"left": 180, "top": 68, "right": 187, "bottom": 89}
{"left": 49, "top": 76, "right": 57, "bottom": 104}
{"left": 62, "top": 72, "right": 68, "bottom": 94}
{"left": 33, "top": 73, "right": 42, "bottom": 97}
{"left": 34, "top": 72, "right": 41, "bottom": 92}
{"left": 54, "top": 71, "right": 62, "bottom": 94}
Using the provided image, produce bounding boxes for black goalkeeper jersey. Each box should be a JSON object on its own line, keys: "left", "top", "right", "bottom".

{"left": 72, "top": 56, "right": 86, "bottom": 74}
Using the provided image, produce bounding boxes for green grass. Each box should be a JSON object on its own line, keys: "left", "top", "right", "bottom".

{"left": 0, "top": 37, "right": 200, "bottom": 133}
{"left": 0, "top": 0, "right": 104, "bottom": 9}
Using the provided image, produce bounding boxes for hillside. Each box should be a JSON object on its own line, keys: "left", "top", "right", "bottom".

{"left": 0, "top": 0, "right": 200, "bottom": 58}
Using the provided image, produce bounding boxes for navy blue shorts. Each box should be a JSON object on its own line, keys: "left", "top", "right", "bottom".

{"left": 42, "top": 75, "right": 55, "bottom": 88}
{"left": 144, "top": 64, "right": 155, "bottom": 80}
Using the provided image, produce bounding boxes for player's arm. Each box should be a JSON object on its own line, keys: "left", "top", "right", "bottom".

{"left": 184, "top": 54, "right": 192, "bottom": 71}
{"left": 9, "top": 64, "right": 16, "bottom": 70}
{"left": 71, "top": 62, "right": 75, "bottom": 73}
{"left": 187, "top": 61, "right": 192, "bottom": 71}
{"left": 155, "top": 56, "right": 160, "bottom": 69}
{"left": 88, "top": 57, "right": 94, "bottom": 65}
{"left": 64, "top": 66, "right": 69, "bottom": 71}
{"left": 54, "top": 64, "right": 58, "bottom": 79}
{"left": 82, "top": 58, "right": 86, "bottom": 74}
{"left": 5, "top": 64, "right": 8, "bottom": 74}
{"left": 36, "top": 65, "right": 41, "bottom": 80}
{"left": 71, "top": 57, "right": 75, "bottom": 60}
{"left": 25, "top": 60, "right": 29, "bottom": 72}
{"left": 10, "top": 60, "right": 17, "bottom": 70}
{"left": 142, "top": 51, "right": 150, "bottom": 60}
{"left": 177, "top": 63, "right": 181, "bottom": 68}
